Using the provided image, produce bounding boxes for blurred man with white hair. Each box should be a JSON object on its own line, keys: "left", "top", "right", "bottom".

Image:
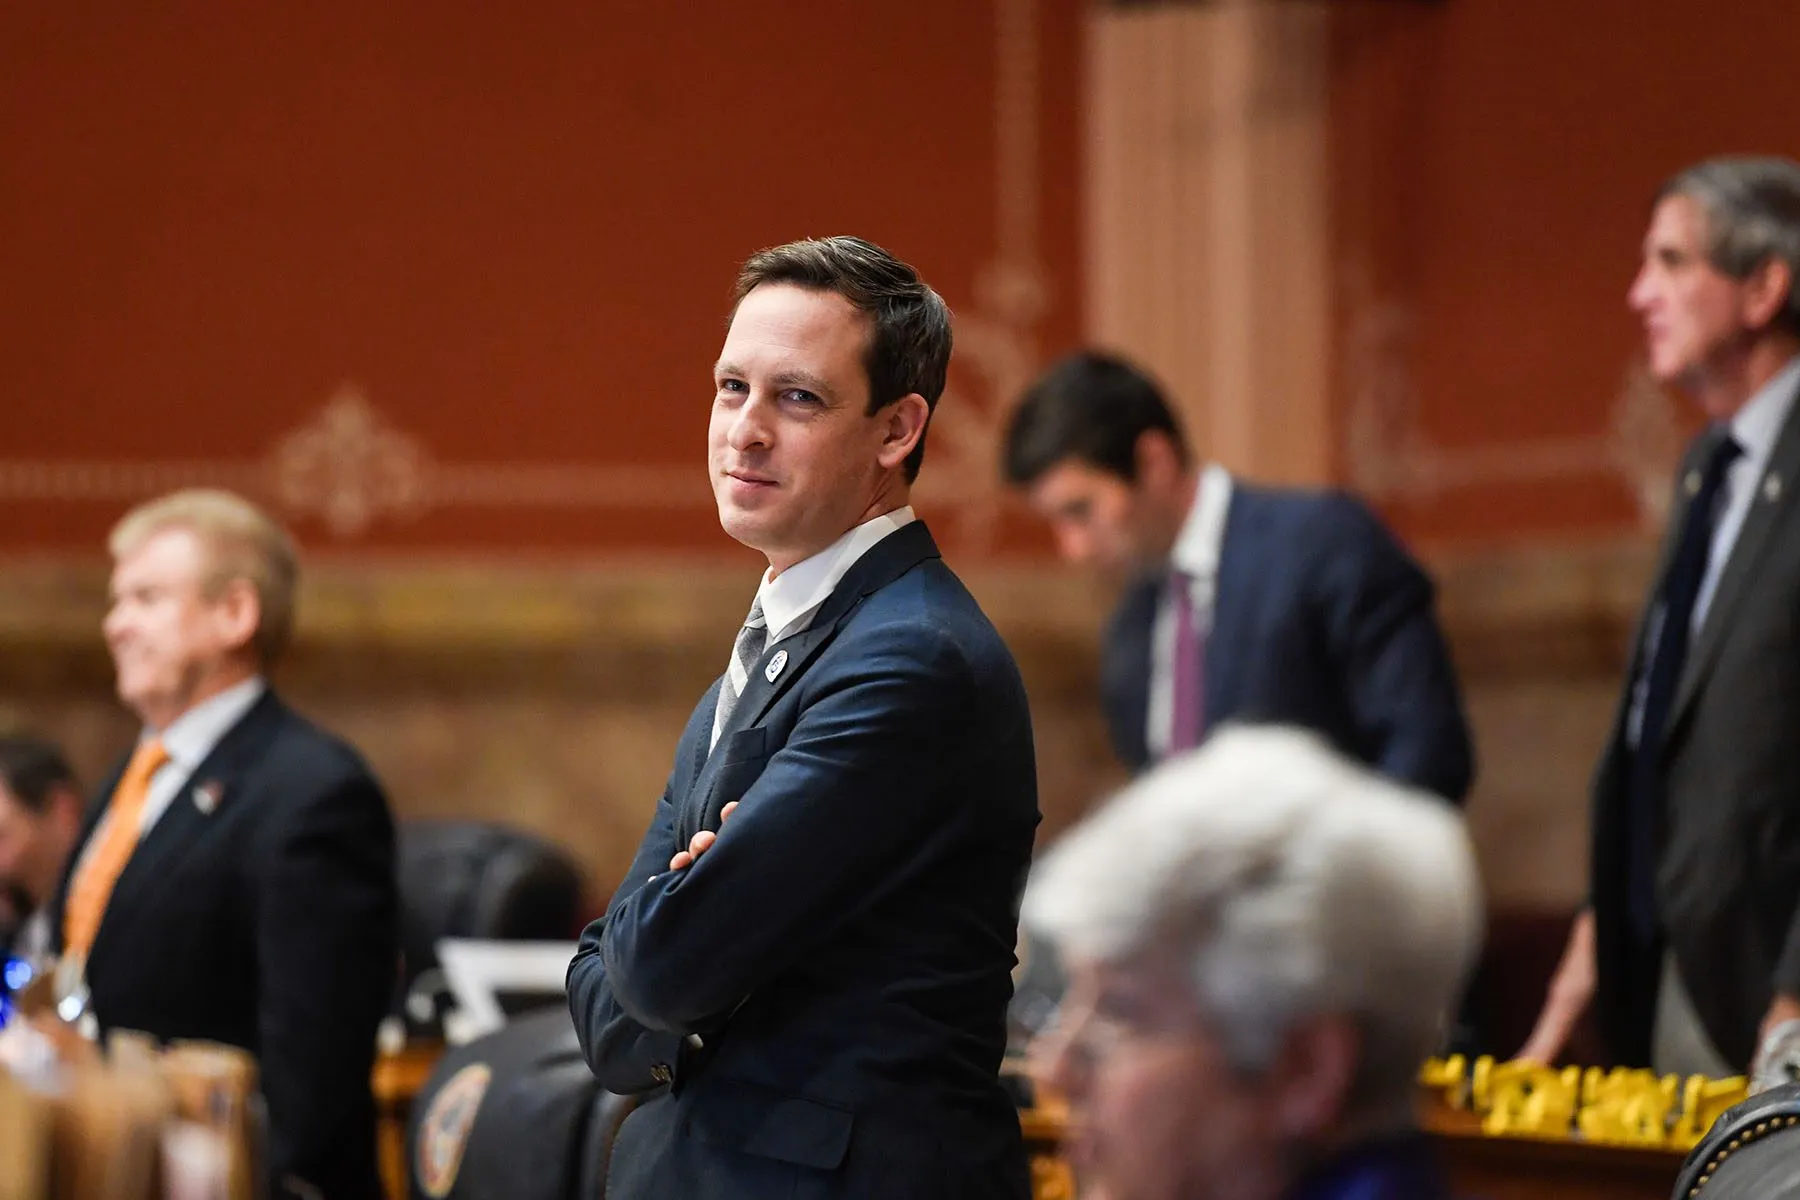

{"left": 1025, "top": 725, "right": 1482, "bottom": 1200}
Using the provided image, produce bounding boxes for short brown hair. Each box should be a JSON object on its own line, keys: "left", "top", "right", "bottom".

{"left": 733, "top": 236, "right": 952, "bottom": 482}
{"left": 109, "top": 489, "right": 301, "bottom": 665}
{"left": 0, "top": 731, "right": 77, "bottom": 815}
{"left": 1004, "top": 352, "right": 1189, "bottom": 487}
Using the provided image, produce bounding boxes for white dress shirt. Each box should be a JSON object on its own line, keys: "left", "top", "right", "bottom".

{"left": 1146, "top": 466, "right": 1233, "bottom": 760}
{"left": 76, "top": 677, "right": 268, "bottom": 871}
{"left": 13, "top": 909, "right": 51, "bottom": 970}
{"left": 710, "top": 507, "right": 916, "bottom": 748}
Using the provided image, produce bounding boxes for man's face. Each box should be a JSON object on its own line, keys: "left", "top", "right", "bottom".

{"left": 710, "top": 283, "right": 907, "bottom": 575}
{"left": 104, "top": 528, "right": 249, "bottom": 728}
{"left": 0, "top": 784, "right": 74, "bottom": 911}
{"left": 1629, "top": 195, "right": 1761, "bottom": 398}
{"left": 1034, "top": 957, "right": 1286, "bottom": 1200}
{"left": 1025, "top": 460, "right": 1160, "bottom": 576}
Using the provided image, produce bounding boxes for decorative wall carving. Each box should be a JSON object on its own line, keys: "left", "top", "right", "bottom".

{"left": 891, "top": 0, "right": 1054, "bottom": 548}
{"left": 1340, "top": 269, "right": 1684, "bottom": 528}
{"left": 0, "top": 560, "right": 1121, "bottom": 895}
{"left": 0, "top": 0, "right": 1056, "bottom": 550}
{"left": 0, "top": 387, "right": 700, "bottom": 539}
{"left": 0, "top": 539, "right": 1648, "bottom": 911}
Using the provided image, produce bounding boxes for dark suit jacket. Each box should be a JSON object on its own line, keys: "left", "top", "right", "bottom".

{"left": 1288, "top": 1133, "right": 1450, "bottom": 1200}
{"left": 1101, "top": 483, "right": 1474, "bottom": 800}
{"left": 567, "top": 522, "right": 1040, "bottom": 1200}
{"left": 1592, "top": 393, "right": 1800, "bottom": 1070}
{"left": 48, "top": 691, "right": 399, "bottom": 1200}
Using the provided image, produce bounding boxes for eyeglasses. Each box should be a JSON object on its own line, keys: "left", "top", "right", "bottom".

{"left": 1030, "top": 987, "right": 1209, "bottom": 1071}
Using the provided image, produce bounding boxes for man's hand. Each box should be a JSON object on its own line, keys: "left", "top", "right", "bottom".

{"left": 669, "top": 802, "right": 738, "bottom": 871}
{"left": 1753, "top": 992, "right": 1800, "bottom": 1078}
{"left": 1518, "top": 909, "right": 1597, "bottom": 1066}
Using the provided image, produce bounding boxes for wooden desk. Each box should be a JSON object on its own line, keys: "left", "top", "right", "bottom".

{"left": 1013, "top": 1100, "right": 1686, "bottom": 1200}
{"left": 372, "top": 1048, "right": 1684, "bottom": 1200}
{"left": 1020, "top": 1098, "right": 1078, "bottom": 1200}
{"left": 373, "top": 1042, "right": 444, "bottom": 1200}
{"left": 1423, "top": 1105, "right": 1682, "bottom": 1200}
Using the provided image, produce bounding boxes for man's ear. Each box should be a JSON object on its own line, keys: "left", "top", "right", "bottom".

{"left": 50, "top": 784, "right": 85, "bottom": 834}
{"left": 211, "top": 577, "right": 264, "bottom": 656}
{"left": 877, "top": 393, "right": 931, "bottom": 472}
{"left": 1133, "top": 428, "right": 1184, "bottom": 490}
{"left": 1743, "top": 257, "right": 1795, "bottom": 332}
{"left": 1265, "top": 1015, "right": 1361, "bottom": 1144}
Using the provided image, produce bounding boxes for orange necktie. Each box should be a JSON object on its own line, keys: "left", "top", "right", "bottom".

{"left": 62, "top": 738, "right": 169, "bottom": 960}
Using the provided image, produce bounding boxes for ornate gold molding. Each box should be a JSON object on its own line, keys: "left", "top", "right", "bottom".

{"left": 1340, "top": 271, "right": 1686, "bottom": 527}
{"left": 0, "top": 559, "right": 1115, "bottom": 704}
{"left": 0, "top": 536, "right": 1652, "bottom": 690}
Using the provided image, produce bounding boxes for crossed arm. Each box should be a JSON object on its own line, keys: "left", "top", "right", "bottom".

{"left": 566, "top": 624, "right": 977, "bottom": 1090}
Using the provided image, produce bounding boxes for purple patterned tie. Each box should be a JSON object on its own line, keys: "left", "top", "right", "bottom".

{"left": 1167, "top": 570, "right": 1205, "bottom": 754}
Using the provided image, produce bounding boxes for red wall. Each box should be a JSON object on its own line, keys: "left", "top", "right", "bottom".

{"left": 18, "top": 2, "right": 1793, "bottom": 559}
{"left": 1332, "top": 0, "right": 1800, "bottom": 547}
{"left": 2, "top": 4, "right": 1083, "bottom": 557}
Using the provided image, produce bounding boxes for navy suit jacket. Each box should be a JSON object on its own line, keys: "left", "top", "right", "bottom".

{"left": 47, "top": 692, "right": 398, "bottom": 1200}
{"left": 1288, "top": 1134, "right": 1453, "bottom": 1200}
{"left": 1101, "top": 484, "right": 1474, "bottom": 801}
{"left": 568, "top": 522, "right": 1040, "bottom": 1200}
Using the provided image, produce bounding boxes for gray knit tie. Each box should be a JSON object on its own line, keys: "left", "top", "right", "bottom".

{"left": 711, "top": 597, "right": 768, "bottom": 747}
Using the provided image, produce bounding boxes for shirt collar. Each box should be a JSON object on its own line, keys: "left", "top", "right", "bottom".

{"left": 1168, "top": 464, "right": 1234, "bottom": 580}
{"left": 149, "top": 676, "right": 268, "bottom": 771}
{"left": 1728, "top": 353, "right": 1800, "bottom": 470}
{"left": 757, "top": 507, "right": 916, "bottom": 642}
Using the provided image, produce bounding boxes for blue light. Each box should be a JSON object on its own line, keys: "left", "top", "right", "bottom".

{"left": 3, "top": 958, "right": 32, "bottom": 993}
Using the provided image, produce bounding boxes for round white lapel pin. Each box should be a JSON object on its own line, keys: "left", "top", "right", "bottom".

{"left": 764, "top": 649, "right": 789, "bottom": 683}
{"left": 192, "top": 780, "right": 224, "bottom": 815}
{"left": 1766, "top": 473, "right": 1784, "bottom": 503}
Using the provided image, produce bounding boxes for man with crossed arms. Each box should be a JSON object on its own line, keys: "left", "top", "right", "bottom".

{"left": 568, "top": 236, "right": 1040, "bottom": 1199}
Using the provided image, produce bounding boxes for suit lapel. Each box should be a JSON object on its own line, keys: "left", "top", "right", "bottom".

{"left": 1594, "top": 438, "right": 1709, "bottom": 759}
{"left": 1669, "top": 394, "right": 1800, "bottom": 732}
{"left": 1107, "top": 577, "right": 1158, "bottom": 769}
{"left": 46, "top": 755, "right": 132, "bottom": 952}
{"left": 719, "top": 622, "right": 836, "bottom": 744}
{"left": 90, "top": 692, "right": 286, "bottom": 957}
{"left": 680, "top": 522, "right": 942, "bottom": 815}
{"left": 1206, "top": 486, "right": 1259, "bottom": 728}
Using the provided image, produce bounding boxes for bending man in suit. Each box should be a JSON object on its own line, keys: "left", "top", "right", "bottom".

{"left": 1001, "top": 353, "right": 1473, "bottom": 800}
{"left": 48, "top": 489, "right": 398, "bottom": 1199}
{"left": 1522, "top": 157, "right": 1800, "bottom": 1077}
{"left": 567, "top": 236, "right": 1041, "bottom": 1200}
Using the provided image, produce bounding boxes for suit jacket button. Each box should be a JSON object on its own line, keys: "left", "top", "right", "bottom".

{"left": 651, "top": 1063, "right": 673, "bottom": 1084}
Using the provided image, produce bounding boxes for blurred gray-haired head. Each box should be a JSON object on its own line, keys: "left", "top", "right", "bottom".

{"left": 1023, "top": 725, "right": 1483, "bottom": 1119}
{"left": 1657, "top": 156, "right": 1800, "bottom": 337}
